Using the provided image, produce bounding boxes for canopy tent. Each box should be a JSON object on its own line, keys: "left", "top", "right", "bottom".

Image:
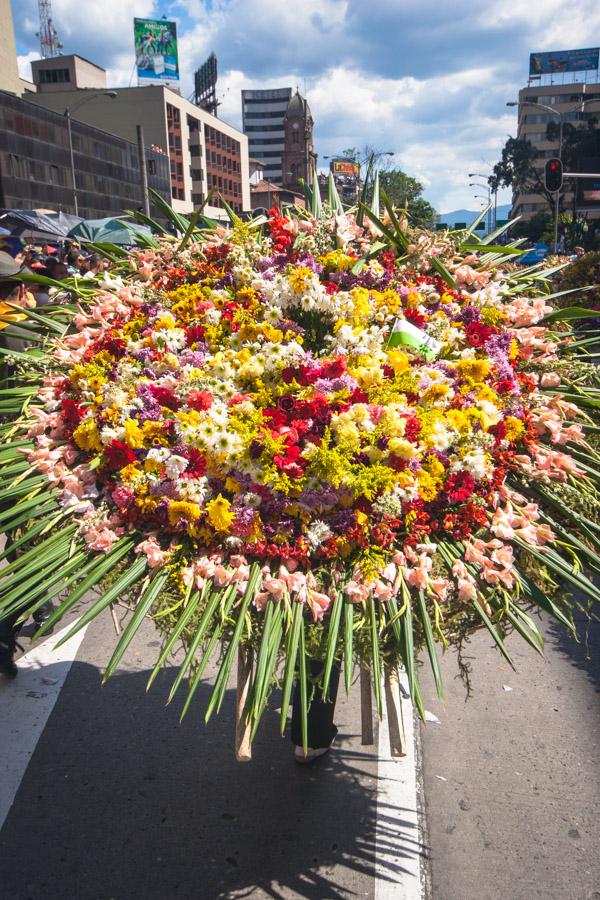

{"left": 0, "top": 210, "right": 84, "bottom": 242}
{"left": 68, "top": 217, "right": 153, "bottom": 245}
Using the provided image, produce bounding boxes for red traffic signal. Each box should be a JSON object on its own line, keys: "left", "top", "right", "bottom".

{"left": 544, "top": 157, "right": 563, "bottom": 192}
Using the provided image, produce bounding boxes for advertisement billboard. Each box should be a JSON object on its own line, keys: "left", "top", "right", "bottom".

{"left": 194, "top": 53, "right": 218, "bottom": 114}
{"left": 529, "top": 48, "right": 599, "bottom": 76}
{"left": 332, "top": 159, "right": 360, "bottom": 178}
{"left": 134, "top": 18, "right": 179, "bottom": 85}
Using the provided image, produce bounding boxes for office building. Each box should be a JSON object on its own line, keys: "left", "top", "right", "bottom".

{"left": 31, "top": 85, "right": 250, "bottom": 217}
{"left": 512, "top": 81, "right": 600, "bottom": 222}
{"left": 242, "top": 88, "right": 292, "bottom": 185}
{"left": 0, "top": 90, "right": 170, "bottom": 218}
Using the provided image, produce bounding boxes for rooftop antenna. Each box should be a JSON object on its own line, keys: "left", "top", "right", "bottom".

{"left": 37, "top": 0, "right": 63, "bottom": 58}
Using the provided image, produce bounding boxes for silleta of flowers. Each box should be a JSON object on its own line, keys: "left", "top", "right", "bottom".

{"left": 2, "top": 195, "right": 600, "bottom": 755}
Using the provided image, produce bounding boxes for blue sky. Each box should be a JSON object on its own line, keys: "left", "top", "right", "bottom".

{"left": 13, "top": 0, "right": 600, "bottom": 213}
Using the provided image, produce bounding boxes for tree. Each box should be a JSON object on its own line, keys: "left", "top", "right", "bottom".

{"left": 488, "top": 137, "right": 555, "bottom": 214}
{"left": 379, "top": 170, "right": 437, "bottom": 229}
{"left": 489, "top": 121, "right": 600, "bottom": 248}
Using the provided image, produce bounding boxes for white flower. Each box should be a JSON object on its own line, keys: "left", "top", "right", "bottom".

{"left": 305, "top": 520, "right": 332, "bottom": 548}
{"left": 165, "top": 455, "right": 189, "bottom": 479}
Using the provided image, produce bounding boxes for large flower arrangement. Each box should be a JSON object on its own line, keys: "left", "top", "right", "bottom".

{"left": 2, "top": 194, "right": 600, "bottom": 756}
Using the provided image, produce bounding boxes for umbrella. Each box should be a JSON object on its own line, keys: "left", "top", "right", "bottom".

{"left": 0, "top": 210, "right": 83, "bottom": 241}
{"left": 68, "top": 217, "right": 153, "bottom": 245}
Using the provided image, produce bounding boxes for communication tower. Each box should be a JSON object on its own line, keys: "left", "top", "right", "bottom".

{"left": 37, "top": 0, "right": 63, "bottom": 58}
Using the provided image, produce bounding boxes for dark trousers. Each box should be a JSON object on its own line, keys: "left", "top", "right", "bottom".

{"left": 291, "top": 660, "right": 340, "bottom": 749}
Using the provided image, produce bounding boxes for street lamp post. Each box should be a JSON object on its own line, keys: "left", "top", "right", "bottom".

{"left": 469, "top": 179, "right": 492, "bottom": 232}
{"left": 506, "top": 98, "right": 589, "bottom": 252}
{"left": 64, "top": 91, "right": 117, "bottom": 216}
{"left": 469, "top": 171, "right": 496, "bottom": 231}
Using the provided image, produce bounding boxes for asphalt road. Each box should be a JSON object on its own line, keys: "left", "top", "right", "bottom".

{"left": 1, "top": 602, "right": 599, "bottom": 900}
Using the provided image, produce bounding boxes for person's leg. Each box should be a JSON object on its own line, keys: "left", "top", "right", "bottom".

{"left": 291, "top": 660, "right": 341, "bottom": 751}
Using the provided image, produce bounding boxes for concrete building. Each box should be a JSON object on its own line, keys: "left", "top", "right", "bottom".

{"left": 242, "top": 88, "right": 292, "bottom": 185}
{"left": 0, "top": 90, "right": 170, "bottom": 219}
{"left": 31, "top": 85, "right": 250, "bottom": 218}
{"left": 0, "top": 0, "right": 22, "bottom": 96}
{"left": 512, "top": 81, "right": 600, "bottom": 222}
{"left": 31, "top": 54, "right": 107, "bottom": 93}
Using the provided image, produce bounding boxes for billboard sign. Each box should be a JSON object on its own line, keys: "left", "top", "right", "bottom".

{"left": 134, "top": 18, "right": 179, "bottom": 85}
{"left": 331, "top": 159, "right": 360, "bottom": 178}
{"left": 529, "top": 48, "right": 599, "bottom": 76}
{"left": 194, "top": 53, "right": 218, "bottom": 114}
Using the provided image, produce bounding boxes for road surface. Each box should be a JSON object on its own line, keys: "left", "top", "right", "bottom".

{"left": 1, "top": 601, "right": 598, "bottom": 899}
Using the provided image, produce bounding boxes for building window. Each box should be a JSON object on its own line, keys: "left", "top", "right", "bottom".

{"left": 38, "top": 68, "right": 70, "bottom": 84}
{"left": 147, "top": 159, "right": 156, "bottom": 175}
{"left": 189, "top": 144, "right": 201, "bottom": 157}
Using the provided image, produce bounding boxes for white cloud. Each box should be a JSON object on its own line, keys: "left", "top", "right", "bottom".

{"left": 17, "top": 52, "right": 38, "bottom": 81}
{"left": 12, "top": 0, "right": 600, "bottom": 213}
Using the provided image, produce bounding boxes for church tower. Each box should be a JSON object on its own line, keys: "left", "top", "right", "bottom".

{"left": 282, "top": 91, "right": 317, "bottom": 190}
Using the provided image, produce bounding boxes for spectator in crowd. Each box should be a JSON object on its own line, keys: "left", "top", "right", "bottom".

{"left": 66, "top": 249, "right": 85, "bottom": 275}
{"left": 45, "top": 256, "right": 69, "bottom": 281}
{"left": 81, "top": 253, "right": 104, "bottom": 279}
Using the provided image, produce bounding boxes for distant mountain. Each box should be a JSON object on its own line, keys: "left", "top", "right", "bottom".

{"left": 438, "top": 204, "right": 512, "bottom": 227}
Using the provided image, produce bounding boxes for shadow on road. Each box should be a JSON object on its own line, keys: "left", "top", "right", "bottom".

{"left": 0, "top": 660, "right": 422, "bottom": 900}
{"left": 547, "top": 611, "right": 600, "bottom": 693}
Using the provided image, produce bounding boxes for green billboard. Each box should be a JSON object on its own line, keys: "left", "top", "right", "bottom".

{"left": 134, "top": 18, "right": 179, "bottom": 85}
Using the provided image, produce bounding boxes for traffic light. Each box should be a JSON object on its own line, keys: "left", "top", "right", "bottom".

{"left": 544, "top": 158, "right": 563, "bottom": 192}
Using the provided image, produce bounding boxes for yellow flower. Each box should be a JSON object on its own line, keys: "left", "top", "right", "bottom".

{"left": 124, "top": 419, "right": 145, "bottom": 449}
{"left": 388, "top": 437, "right": 415, "bottom": 460}
{"left": 206, "top": 494, "right": 235, "bottom": 532}
{"left": 319, "top": 250, "right": 357, "bottom": 271}
{"left": 73, "top": 418, "right": 102, "bottom": 453}
{"left": 168, "top": 501, "right": 202, "bottom": 526}
{"left": 457, "top": 358, "right": 491, "bottom": 381}
{"left": 261, "top": 324, "right": 283, "bottom": 343}
{"left": 386, "top": 349, "right": 410, "bottom": 375}
{"left": 142, "top": 421, "right": 169, "bottom": 446}
{"left": 504, "top": 416, "right": 524, "bottom": 441}
{"left": 288, "top": 266, "right": 313, "bottom": 293}
{"left": 476, "top": 385, "right": 498, "bottom": 403}
{"left": 120, "top": 464, "right": 144, "bottom": 484}
{"left": 480, "top": 307, "right": 506, "bottom": 325}
{"left": 417, "top": 470, "right": 440, "bottom": 502}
